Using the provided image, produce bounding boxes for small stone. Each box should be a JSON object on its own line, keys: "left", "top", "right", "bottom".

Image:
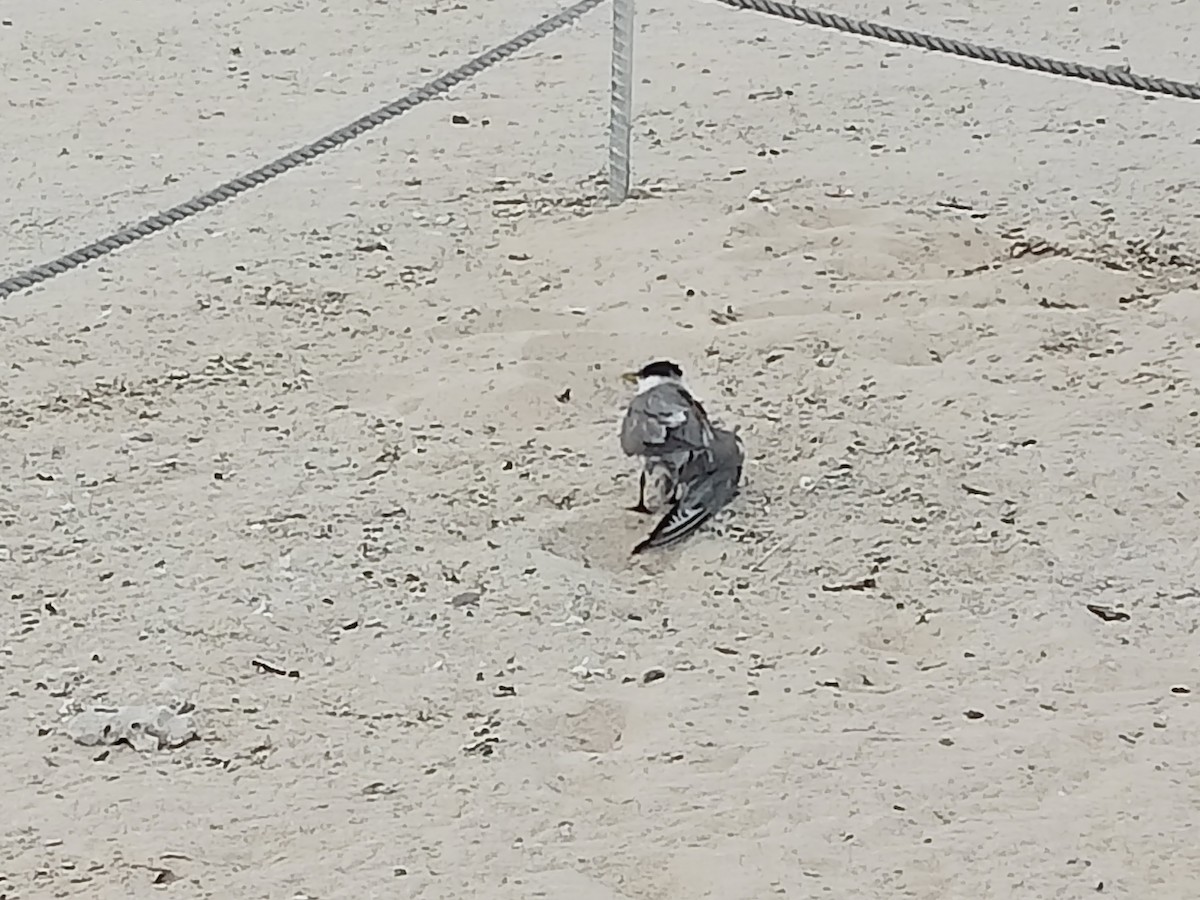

{"left": 451, "top": 591, "right": 480, "bottom": 608}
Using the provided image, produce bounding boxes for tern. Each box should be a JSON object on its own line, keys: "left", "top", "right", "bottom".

{"left": 619, "top": 360, "right": 715, "bottom": 514}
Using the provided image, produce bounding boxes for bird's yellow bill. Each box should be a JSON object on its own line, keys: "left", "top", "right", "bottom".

{"left": 621, "top": 371, "right": 640, "bottom": 384}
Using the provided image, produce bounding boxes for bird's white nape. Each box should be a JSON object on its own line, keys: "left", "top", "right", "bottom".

{"left": 636, "top": 373, "right": 685, "bottom": 395}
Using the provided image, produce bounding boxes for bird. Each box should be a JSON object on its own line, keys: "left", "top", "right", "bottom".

{"left": 619, "top": 360, "right": 716, "bottom": 515}
{"left": 633, "top": 426, "right": 745, "bottom": 554}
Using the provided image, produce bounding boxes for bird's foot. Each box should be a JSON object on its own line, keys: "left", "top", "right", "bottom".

{"left": 627, "top": 502, "right": 655, "bottom": 516}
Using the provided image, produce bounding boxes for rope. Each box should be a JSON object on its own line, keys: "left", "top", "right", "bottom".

{"left": 0, "top": 0, "right": 606, "bottom": 301}
{"left": 713, "top": 0, "right": 1200, "bottom": 101}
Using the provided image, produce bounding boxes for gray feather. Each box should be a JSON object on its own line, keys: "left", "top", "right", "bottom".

{"left": 620, "top": 383, "right": 714, "bottom": 458}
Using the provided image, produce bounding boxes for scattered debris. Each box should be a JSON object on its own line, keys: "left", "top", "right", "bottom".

{"left": 63, "top": 702, "right": 198, "bottom": 752}
{"left": 130, "top": 864, "right": 180, "bottom": 886}
{"left": 569, "top": 659, "right": 611, "bottom": 682}
{"left": 450, "top": 590, "right": 481, "bottom": 608}
{"left": 251, "top": 658, "right": 301, "bottom": 678}
{"left": 354, "top": 240, "right": 389, "bottom": 253}
{"left": 1009, "top": 238, "right": 1068, "bottom": 260}
{"left": 751, "top": 535, "right": 798, "bottom": 572}
{"left": 710, "top": 305, "right": 741, "bottom": 324}
{"left": 936, "top": 197, "right": 975, "bottom": 212}
{"left": 462, "top": 711, "right": 502, "bottom": 757}
{"left": 642, "top": 667, "right": 666, "bottom": 684}
{"left": 1038, "top": 296, "right": 1081, "bottom": 310}
{"left": 1086, "top": 604, "right": 1130, "bottom": 623}
{"left": 821, "top": 575, "right": 877, "bottom": 593}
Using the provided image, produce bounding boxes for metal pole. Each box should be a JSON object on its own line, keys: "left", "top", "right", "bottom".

{"left": 607, "top": 0, "right": 635, "bottom": 204}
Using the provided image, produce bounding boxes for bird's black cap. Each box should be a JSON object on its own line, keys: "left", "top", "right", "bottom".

{"left": 638, "top": 360, "right": 683, "bottom": 379}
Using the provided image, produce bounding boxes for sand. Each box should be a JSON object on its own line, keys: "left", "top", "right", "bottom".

{"left": 3, "top": 0, "right": 1200, "bottom": 896}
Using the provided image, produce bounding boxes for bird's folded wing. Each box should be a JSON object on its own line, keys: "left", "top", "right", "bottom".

{"left": 622, "top": 385, "right": 714, "bottom": 456}
{"left": 632, "top": 462, "right": 740, "bottom": 554}
{"left": 632, "top": 493, "right": 718, "bottom": 554}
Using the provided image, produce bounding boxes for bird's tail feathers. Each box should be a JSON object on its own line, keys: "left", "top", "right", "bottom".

{"left": 632, "top": 492, "right": 717, "bottom": 554}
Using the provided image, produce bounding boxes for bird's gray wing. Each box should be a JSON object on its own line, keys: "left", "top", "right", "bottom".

{"left": 620, "top": 384, "right": 714, "bottom": 457}
{"left": 633, "top": 430, "right": 744, "bottom": 554}
{"left": 672, "top": 428, "right": 740, "bottom": 484}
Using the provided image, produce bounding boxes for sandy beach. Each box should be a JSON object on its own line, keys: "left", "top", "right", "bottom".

{"left": 3, "top": 0, "right": 1200, "bottom": 896}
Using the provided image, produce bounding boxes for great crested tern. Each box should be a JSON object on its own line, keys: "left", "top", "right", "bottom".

{"left": 619, "top": 360, "right": 715, "bottom": 514}
{"left": 633, "top": 426, "right": 745, "bottom": 554}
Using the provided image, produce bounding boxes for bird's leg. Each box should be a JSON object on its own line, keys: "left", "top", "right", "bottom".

{"left": 627, "top": 471, "right": 654, "bottom": 515}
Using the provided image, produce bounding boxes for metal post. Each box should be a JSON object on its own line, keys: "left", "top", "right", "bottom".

{"left": 607, "top": 0, "right": 635, "bottom": 204}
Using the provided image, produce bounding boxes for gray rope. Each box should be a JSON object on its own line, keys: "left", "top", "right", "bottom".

{"left": 714, "top": 0, "right": 1200, "bottom": 101}
{"left": 0, "top": 0, "right": 606, "bottom": 301}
